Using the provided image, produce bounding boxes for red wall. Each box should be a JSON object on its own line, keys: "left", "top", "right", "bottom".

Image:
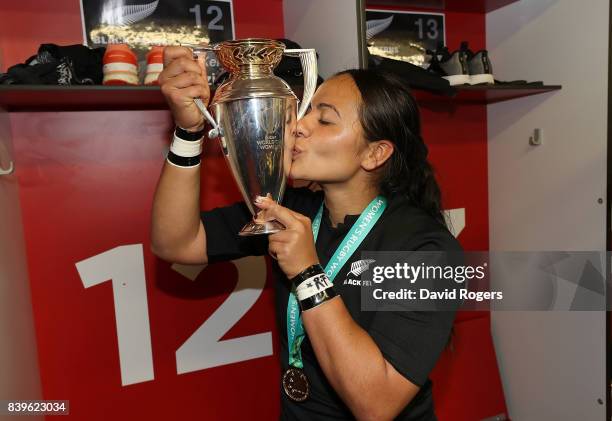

{"left": 10, "top": 110, "right": 282, "bottom": 420}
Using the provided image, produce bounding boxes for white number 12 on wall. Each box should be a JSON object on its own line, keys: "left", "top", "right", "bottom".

{"left": 75, "top": 245, "right": 272, "bottom": 386}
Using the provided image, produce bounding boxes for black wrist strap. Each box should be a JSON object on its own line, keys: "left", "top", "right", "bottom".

{"left": 175, "top": 125, "right": 205, "bottom": 141}
{"left": 291, "top": 263, "right": 338, "bottom": 311}
{"left": 291, "top": 264, "right": 325, "bottom": 289}
{"left": 167, "top": 151, "right": 201, "bottom": 167}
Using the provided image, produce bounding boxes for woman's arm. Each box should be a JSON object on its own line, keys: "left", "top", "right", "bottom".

{"left": 151, "top": 163, "right": 208, "bottom": 264}
{"left": 302, "top": 298, "right": 419, "bottom": 421}
{"left": 150, "top": 46, "right": 211, "bottom": 264}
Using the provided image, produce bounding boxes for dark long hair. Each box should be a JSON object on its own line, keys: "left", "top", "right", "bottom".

{"left": 336, "top": 68, "right": 447, "bottom": 228}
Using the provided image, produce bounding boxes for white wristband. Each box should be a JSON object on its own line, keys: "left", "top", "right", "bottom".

{"left": 295, "top": 273, "right": 333, "bottom": 301}
{"left": 170, "top": 134, "right": 203, "bottom": 157}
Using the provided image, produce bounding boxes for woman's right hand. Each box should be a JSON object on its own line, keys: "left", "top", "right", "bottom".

{"left": 158, "top": 46, "right": 210, "bottom": 132}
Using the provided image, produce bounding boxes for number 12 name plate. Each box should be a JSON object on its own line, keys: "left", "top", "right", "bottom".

{"left": 80, "top": 0, "right": 235, "bottom": 86}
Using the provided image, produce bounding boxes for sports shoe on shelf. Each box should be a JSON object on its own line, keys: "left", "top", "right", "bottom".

{"left": 144, "top": 46, "right": 164, "bottom": 85}
{"left": 460, "top": 41, "right": 494, "bottom": 85}
{"left": 427, "top": 45, "right": 470, "bottom": 86}
{"left": 102, "top": 44, "right": 139, "bottom": 85}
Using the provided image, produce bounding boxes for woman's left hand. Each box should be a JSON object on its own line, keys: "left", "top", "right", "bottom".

{"left": 255, "top": 196, "right": 320, "bottom": 279}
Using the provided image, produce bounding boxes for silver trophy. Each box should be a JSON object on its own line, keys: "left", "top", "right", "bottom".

{"left": 187, "top": 39, "right": 317, "bottom": 236}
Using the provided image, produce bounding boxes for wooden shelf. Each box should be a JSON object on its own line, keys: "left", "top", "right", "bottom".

{"left": 0, "top": 84, "right": 561, "bottom": 112}
{"left": 0, "top": 84, "right": 305, "bottom": 112}
{"left": 0, "top": 85, "right": 167, "bottom": 112}
{"left": 365, "top": 0, "right": 518, "bottom": 13}
{"left": 414, "top": 85, "right": 561, "bottom": 104}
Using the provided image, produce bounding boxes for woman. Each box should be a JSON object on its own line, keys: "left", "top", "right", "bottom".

{"left": 151, "top": 46, "right": 462, "bottom": 421}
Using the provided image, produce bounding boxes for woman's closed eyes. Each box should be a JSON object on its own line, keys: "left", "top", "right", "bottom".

{"left": 304, "top": 105, "right": 333, "bottom": 126}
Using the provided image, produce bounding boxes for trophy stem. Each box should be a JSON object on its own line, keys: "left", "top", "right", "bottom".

{"left": 239, "top": 218, "right": 286, "bottom": 236}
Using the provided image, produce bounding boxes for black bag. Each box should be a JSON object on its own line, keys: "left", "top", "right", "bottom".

{"left": 0, "top": 44, "right": 105, "bottom": 85}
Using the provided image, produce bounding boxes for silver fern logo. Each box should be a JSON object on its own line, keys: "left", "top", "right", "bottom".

{"left": 347, "top": 259, "right": 376, "bottom": 277}
{"left": 366, "top": 15, "right": 394, "bottom": 40}
{"left": 101, "top": 0, "right": 159, "bottom": 26}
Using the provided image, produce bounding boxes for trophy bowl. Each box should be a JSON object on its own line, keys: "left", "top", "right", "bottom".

{"left": 189, "top": 38, "right": 317, "bottom": 236}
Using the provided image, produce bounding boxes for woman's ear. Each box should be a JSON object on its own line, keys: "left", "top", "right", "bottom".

{"left": 361, "top": 140, "right": 394, "bottom": 171}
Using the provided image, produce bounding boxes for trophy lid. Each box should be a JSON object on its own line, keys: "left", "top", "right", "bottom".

{"left": 214, "top": 38, "right": 285, "bottom": 72}
{"left": 211, "top": 38, "right": 298, "bottom": 105}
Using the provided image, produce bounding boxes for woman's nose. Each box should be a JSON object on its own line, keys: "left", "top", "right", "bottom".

{"left": 294, "top": 117, "right": 311, "bottom": 138}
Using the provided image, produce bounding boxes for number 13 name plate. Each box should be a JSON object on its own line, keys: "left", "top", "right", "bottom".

{"left": 365, "top": 9, "right": 445, "bottom": 68}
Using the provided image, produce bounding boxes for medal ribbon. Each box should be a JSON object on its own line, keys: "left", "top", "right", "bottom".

{"left": 286, "top": 195, "right": 387, "bottom": 369}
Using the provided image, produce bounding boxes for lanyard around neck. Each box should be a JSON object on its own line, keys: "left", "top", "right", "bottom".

{"left": 286, "top": 195, "right": 387, "bottom": 369}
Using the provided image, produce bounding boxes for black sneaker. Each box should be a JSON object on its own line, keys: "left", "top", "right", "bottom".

{"left": 460, "top": 41, "right": 494, "bottom": 85}
{"left": 427, "top": 45, "right": 470, "bottom": 86}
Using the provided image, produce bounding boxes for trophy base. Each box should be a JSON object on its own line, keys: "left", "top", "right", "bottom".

{"left": 239, "top": 220, "right": 286, "bottom": 236}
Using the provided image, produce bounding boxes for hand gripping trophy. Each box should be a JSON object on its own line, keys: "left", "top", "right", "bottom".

{"left": 186, "top": 39, "right": 317, "bottom": 236}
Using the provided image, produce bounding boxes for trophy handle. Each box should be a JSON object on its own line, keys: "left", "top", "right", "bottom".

{"left": 283, "top": 49, "right": 317, "bottom": 119}
{"left": 193, "top": 98, "right": 223, "bottom": 139}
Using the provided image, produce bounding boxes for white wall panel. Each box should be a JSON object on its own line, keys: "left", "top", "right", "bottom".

{"left": 283, "top": 0, "right": 363, "bottom": 78}
{"left": 487, "top": 1, "right": 608, "bottom": 420}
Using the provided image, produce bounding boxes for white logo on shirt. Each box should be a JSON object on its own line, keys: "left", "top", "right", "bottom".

{"left": 348, "top": 259, "right": 376, "bottom": 277}
{"left": 343, "top": 259, "right": 376, "bottom": 286}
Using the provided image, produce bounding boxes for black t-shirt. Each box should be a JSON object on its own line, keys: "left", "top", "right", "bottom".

{"left": 201, "top": 187, "right": 462, "bottom": 421}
